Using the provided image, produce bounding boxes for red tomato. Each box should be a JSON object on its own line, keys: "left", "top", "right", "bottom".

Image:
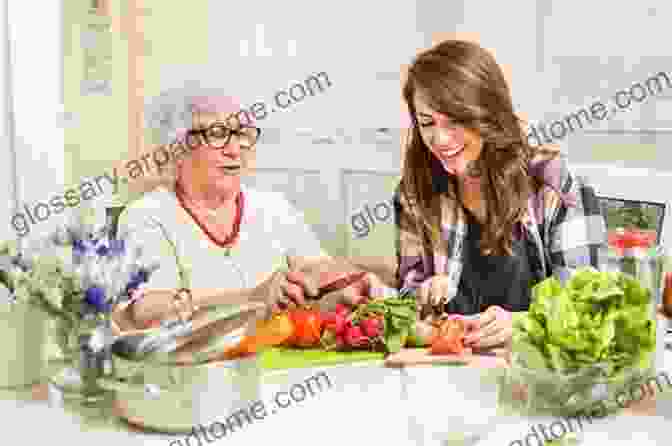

{"left": 430, "top": 334, "right": 466, "bottom": 355}
{"left": 430, "top": 318, "right": 467, "bottom": 355}
{"left": 286, "top": 307, "right": 323, "bottom": 348}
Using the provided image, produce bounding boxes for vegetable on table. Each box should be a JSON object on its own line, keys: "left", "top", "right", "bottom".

{"left": 284, "top": 306, "right": 323, "bottom": 348}
{"left": 406, "top": 320, "right": 436, "bottom": 347}
{"left": 511, "top": 267, "right": 657, "bottom": 412}
{"left": 430, "top": 317, "right": 470, "bottom": 355}
{"left": 222, "top": 312, "right": 295, "bottom": 359}
{"left": 321, "top": 298, "right": 417, "bottom": 354}
{"left": 516, "top": 267, "right": 656, "bottom": 375}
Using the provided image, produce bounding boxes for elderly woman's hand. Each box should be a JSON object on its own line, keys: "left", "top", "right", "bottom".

{"left": 114, "top": 288, "right": 192, "bottom": 329}
{"left": 309, "top": 272, "right": 386, "bottom": 312}
{"left": 248, "top": 270, "right": 308, "bottom": 315}
{"left": 283, "top": 256, "right": 389, "bottom": 312}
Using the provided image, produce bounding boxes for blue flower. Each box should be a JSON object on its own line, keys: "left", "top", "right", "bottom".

{"left": 109, "top": 239, "right": 126, "bottom": 256}
{"left": 136, "top": 269, "right": 149, "bottom": 284}
{"left": 125, "top": 268, "right": 150, "bottom": 296}
{"left": 96, "top": 244, "right": 110, "bottom": 257}
{"left": 72, "top": 239, "right": 87, "bottom": 254}
{"left": 85, "top": 286, "right": 110, "bottom": 312}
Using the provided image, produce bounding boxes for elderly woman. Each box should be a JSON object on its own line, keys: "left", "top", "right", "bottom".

{"left": 114, "top": 89, "right": 382, "bottom": 330}
{"left": 396, "top": 40, "right": 608, "bottom": 349}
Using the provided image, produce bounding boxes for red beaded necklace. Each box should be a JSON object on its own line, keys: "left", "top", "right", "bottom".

{"left": 175, "top": 182, "right": 244, "bottom": 253}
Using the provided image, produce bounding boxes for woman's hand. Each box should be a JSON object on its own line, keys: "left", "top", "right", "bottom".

{"left": 284, "top": 269, "right": 385, "bottom": 312}
{"left": 284, "top": 256, "right": 388, "bottom": 312}
{"left": 463, "top": 305, "right": 512, "bottom": 349}
{"left": 124, "top": 288, "right": 189, "bottom": 328}
{"left": 418, "top": 274, "right": 452, "bottom": 307}
{"left": 249, "top": 270, "right": 307, "bottom": 316}
{"left": 312, "top": 272, "right": 385, "bottom": 312}
{"left": 248, "top": 267, "right": 382, "bottom": 316}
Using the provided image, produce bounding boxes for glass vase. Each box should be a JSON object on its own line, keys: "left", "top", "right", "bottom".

{"left": 50, "top": 312, "right": 115, "bottom": 405}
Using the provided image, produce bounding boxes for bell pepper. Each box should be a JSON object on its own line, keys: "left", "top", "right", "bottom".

{"left": 222, "top": 312, "right": 295, "bottom": 359}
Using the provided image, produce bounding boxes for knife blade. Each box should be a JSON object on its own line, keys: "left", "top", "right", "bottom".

{"left": 317, "top": 271, "right": 368, "bottom": 296}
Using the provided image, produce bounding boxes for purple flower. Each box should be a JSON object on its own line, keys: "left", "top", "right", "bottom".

{"left": 72, "top": 239, "right": 87, "bottom": 254}
{"left": 96, "top": 244, "right": 110, "bottom": 257}
{"left": 125, "top": 269, "right": 150, "bottom": 296}
{"left": 85, "top": 286, "right": 110, "bottom": 312}
{"left": 136, "top": 269, "right": 149, "bottom": 284}
{"left": 109, "top": 239, "right": 126, "bottom": 256}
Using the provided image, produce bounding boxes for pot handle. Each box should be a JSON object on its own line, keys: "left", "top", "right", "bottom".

{"left": 97, "top": 377, "right": 164, "bottom": 399}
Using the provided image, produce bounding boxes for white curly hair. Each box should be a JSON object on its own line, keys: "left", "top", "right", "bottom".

{"left": 144, "top": 81, "right": 251, "bottom": 146}
{"left": 139, "top": 82, "right": 254, "bottom": 191}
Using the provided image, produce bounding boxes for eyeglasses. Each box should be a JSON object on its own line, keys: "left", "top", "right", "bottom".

{"left": 185, "top": 117, "right": 261, "bottom": 150}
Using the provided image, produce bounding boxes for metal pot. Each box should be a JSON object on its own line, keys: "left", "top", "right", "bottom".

{"left": 99, "top": 351, "right": 262, "bottom": 433}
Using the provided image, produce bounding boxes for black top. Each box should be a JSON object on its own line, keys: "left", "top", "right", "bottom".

{"left": 443, "top": 210, "right": 539, "bottom": 316}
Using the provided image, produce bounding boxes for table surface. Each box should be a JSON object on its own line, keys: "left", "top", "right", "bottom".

{"left": 1, "top": 349, "right": 671, "bottom": 446}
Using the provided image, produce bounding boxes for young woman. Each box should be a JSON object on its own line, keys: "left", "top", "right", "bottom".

{"left": 395, "top": 40, "right": 607, "bottom": 349}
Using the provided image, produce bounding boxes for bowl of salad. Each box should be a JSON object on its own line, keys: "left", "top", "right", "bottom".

{"left": 502, "top": 268, "right": 657, "bottom": 417}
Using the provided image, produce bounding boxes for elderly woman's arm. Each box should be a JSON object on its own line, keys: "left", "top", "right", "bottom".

{"left": 118, "top": 275, "right": 280, "bottom": 329}
{"left": 113, "top": 205, "right": 277, "bottom": 328}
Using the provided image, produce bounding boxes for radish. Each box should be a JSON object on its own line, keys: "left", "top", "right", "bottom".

{"left": 335, "top": 334, "right": 346, "bottom": 349}
{"left": 333, "top": 313, "right": 347, "bottom": 335}
{"left": 323, "top": 311, "right": 347, "bottom": 335}
{"left": 360, "top": 318, "right": 382, "bottom": 338}
{"left": 335, "top": 304, "right": 349, "bottom": 317}
{"left": 344, "top": 325, "right": 366, "bottom": 347}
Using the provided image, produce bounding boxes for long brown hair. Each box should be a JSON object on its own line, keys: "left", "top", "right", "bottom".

{"left": 401, "top": 40, "right": 542, "bottom": 256}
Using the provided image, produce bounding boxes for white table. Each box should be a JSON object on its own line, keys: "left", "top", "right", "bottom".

{"left": 1, "top": 351, "right": 671, "bottom": 446}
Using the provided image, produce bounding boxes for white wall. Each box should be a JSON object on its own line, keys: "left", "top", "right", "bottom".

{"left": 5, "top": 0, "right": 672, "bottom": 251}
{"left": 0, "top": 0, "right": 17, "bottom": 241}
{"left": 4, "top": 0, "right": 65, "bottom": 242}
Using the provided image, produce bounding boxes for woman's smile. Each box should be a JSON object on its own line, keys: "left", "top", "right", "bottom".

{"left": 434, "top": 144, "right": 465, "bottom": 159}
{"left": 432, "top": 140, "right": 472, "bottom": 175}
{"left": 218, "top": 165, "right": 241, "bottom": 175}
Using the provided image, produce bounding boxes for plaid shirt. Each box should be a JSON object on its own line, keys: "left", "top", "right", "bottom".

{"left": 394, "top": 151, "right": 607, "bottom": 305}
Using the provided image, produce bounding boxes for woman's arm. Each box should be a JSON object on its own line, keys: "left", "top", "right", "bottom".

{"left": 124, "top": 267, "right": 292, "bottom": 327}
{"left": 127, "top": 287, "right": 261, "bottom": 326}
{"left": 115, "top": 202, "right": 269, "bottom": 327}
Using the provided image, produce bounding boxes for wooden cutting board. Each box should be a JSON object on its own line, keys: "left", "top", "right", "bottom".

{"left": 384, "top": 348, "right": 508, "bottom": 368}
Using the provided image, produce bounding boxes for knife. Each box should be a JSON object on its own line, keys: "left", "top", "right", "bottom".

{"left": 317, "top": 271, "right": 368, "bottom": 296}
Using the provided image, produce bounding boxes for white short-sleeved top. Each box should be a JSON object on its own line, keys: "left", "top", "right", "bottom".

{"left": 118, "top": 185, "right": 325, "bottom": 290}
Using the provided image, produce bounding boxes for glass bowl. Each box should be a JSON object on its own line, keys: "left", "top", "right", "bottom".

{"left": 499, "top": 352, "right": 654, "bottom": 417}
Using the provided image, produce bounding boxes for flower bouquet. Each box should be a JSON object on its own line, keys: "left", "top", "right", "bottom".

{"left": 0, "top": 211, "right": 158, "bottom": 400}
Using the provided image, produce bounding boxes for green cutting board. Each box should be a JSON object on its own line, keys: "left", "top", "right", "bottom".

{"left": 260, "top": 347, "right": 384, "bottom": 370}
{"left": 259, "top": 312, "right": 528, "bottom": 371}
